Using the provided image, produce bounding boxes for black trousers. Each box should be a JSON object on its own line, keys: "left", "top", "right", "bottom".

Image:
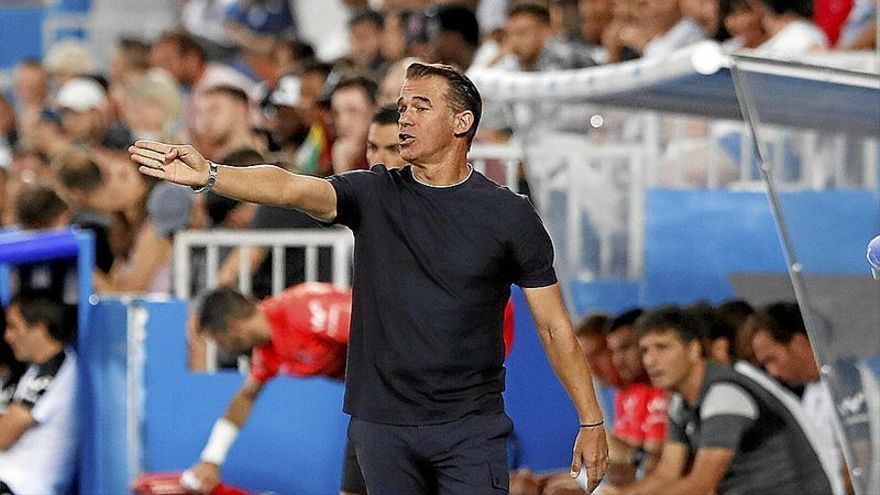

{"left": 0, "top": 481, "right": 13, "bottom": 495}
{"left": 348, "top": 411, "right": 513, "bottom": 495}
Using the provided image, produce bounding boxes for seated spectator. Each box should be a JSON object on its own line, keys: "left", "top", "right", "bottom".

{"left": 120, "top": 71, "right": 186, "bottom": 144}
{"left": 56, "top": 78, "right": 131, "bottom": 150}
{"left": 688, "top": 301, "right": 736, "bottom": 365}
{"left": 756, "top": 0, "right": 829, "bottom": 54}
{"left": 501, "top": 3, "right": 597, "bottom": 71}
{"left": 0, "top": 294, "right": 78, "bottom": 495}
{"left": 681, "top": 0, "right": 729, "bottom": 40}
{"left": 427, "top": 4, "right": 482, "bottom": 70}
{"left": 366, "top": 105, "right": 406, "bottom": 168}
{"left": 261, "top": 73, "right": 310, "bottom": 166}
{"left": 43, "top": 40, "right": 94, "bottom": 86}
{"left": 345, "top": 8, "right": 388, "bottom": 82}
{"left": 579, "top": 0, "right": 615, "bottom": 64}
{"left": 721, "top": 0, "right": 771, "bottom": 49}
{"left": 198, "top": 85, "right": 265, "bottom": 160}
{"left": 0, "top": 312, "right": 25, "bottom": 413}
{"left": 603, "top": 305, "right": 834, "bottom": 495}
{"left": 638, "top": 0, "right": 707, "bottom": 58}
{"left": 716, "top": 298, "right": 755, "bottom": 362}
{"left": 836, "top": 0, "right": 877, "bottom": 49}
{"left": 750, "top": 302, "right": 848, "bottom": 492}
{"left": 11, "top": 60, "right": 48, "bottom": 142}
{"left": 0, "top": 95, "right": 15, "bottom": 169}
{"left": 292, "top": 62, "right": 334, "bottom": 176}
{"left": 109, "top": 37, "right": 152, "bottom": 89}
{"left": 378, "top": 57, "right": 421, "bottom": 107}
{"left": 603, "top": 309, "right": 667, "bottom": 483}
{"left": 329, "top": 76, "right": 378, "bottom": 173}
{"left": 270, "top": 39, "right": 316, "bottom": 81}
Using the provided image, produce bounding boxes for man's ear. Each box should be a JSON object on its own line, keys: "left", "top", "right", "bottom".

{"left": 453, "top": 110, "right": 475, "bottom": 138}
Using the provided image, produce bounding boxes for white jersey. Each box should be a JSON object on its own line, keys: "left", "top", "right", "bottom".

{"left": 0, "top": 349, "right": 77, "bottom": 495}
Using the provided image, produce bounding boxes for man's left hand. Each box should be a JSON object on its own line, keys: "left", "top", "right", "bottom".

{"left": 570, "top": 426, "right": 608, "bottom": 493}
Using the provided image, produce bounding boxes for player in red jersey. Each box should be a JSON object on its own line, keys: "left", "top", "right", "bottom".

{"left": 183, "top": 282, "right": 515, "bottom": 494}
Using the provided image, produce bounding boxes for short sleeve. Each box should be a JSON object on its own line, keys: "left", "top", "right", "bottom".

{"left": 326, "top": 168, "right": 379, "bottom": 229}
{"left": 249, "top": 345, "right": 277, "bottom": 385}
{"left": 698, "top": 383, "right": 758, "bottom": 449}
{"left": 510, "top": 198, "right": 557, "bottom": 288}
{"left": 147, "top": 183, "right": 194, "bottom": 238}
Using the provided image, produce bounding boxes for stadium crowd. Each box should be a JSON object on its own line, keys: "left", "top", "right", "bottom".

{"left": 0, "top": 0, "right": 876, "bottom": 493}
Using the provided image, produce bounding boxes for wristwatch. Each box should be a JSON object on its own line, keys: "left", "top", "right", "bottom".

{"left": 191, "top": 161, "right": 218, "bottom": 193}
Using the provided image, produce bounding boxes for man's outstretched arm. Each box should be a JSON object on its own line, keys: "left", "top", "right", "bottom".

{"left": 523, "top": 283, "right": 608, "bottom": 493}
{"left": 129, "top": 141, "right": 337, "bottom": 222}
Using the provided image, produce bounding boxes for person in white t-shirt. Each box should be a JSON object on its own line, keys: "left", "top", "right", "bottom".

{"left": 0, "top": 295, "right": 77, "bottom": 495}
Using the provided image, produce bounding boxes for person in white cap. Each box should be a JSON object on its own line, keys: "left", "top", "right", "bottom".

{"left": 56, "top": 78, "right": 127, "bottom": 148}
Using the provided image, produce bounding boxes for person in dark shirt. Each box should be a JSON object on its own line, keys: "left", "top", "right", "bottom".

{"left": 131, "top": 62, "right": 608, "bottom": 495}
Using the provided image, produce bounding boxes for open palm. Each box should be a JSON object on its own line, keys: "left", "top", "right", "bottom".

{"left": 129, "top": 140, "right": 209, "bottom": 187}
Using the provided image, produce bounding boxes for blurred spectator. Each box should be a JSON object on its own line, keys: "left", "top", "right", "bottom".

{"left": 11, "top": 60, "right": 48, "bottom": 142}
{"left": 681, "top": 0, "right": 729, "bottom": 40}
{"left": 501, "top": 3, "right": 597, "bottom": 71}
{"left": 180, "top": 0, "right": 239, "bottom": 60}
{"left": 551, "top": 0, "right": 588, "bottom": 42}
{"left": 43, "top": 40, "right": 94, "bottom": 86}
{"left": 721, "top": 0, "right": 771, "bottom": 49}
{"left": 716, "top": 298, "right": 755, "bottom": 362}
{"left": 688, "top": 301, "right": 736, "bottom": 365}
{"left": 575, "top": 312, "right": 621, "bottom": 405}
{"left": 224, "top": 0, "right": 297, "bottom": 83}
{"left": 603, "top": 305, "right": 834, "bottom": 495}
{"left": 579, "top": 0, "right": 615, "bottom": 64}
{"left": 56, "top": 78, "right": 131, "bottom": 150}
{"left": 346, "top": 8, "right": 388, "bottom": 82}
{"left": 0, "top": 295, "right": 78, "bottom": 495}
{"left": 292, "top": 62, "right": 335, "bottom": 175}
{"left": 0, "top": 95, "right": 15, "bottom": 169}
{"left": 638, "top": 0, "right": 707, "bottom": 58}
{"left": 150, "top": 29, "right": 257, "bottom": 147}
{"left": 378, "top": 57, "right": 421, "bottom": 106}
{"left": 270, "top": 39, "right": 316, "bottom": 82}
{"left": 198, "top": 85, "right": 264, "bottom": 160}
{"left": 381, "top": 8, "right": 410, "bottom": 62}
{"left": 427, "top": 4, "right": 482, "bottom": 70}
{"left": 53, "top": 149, "right": 124, "bottom": 290}
{"left": 366, "top": 106, "right": 405, "bottom": 168}
{"left": 837, "top": 0, "right": 877, "bottom": 49}
{"left": 750, "top": 302, "right": 848, "bottom": 490}
{"left": 756, "top": 0, "right": 830, "bottom": 54}
{"left": 602, "top": 0, "right": 643, "bottom": 62}
{"left": 603, "top": 308, "right": 667, "bottom": 484}
{"left": 121, "top": 71, "right": 186, "bottom": 144}
{"left": 262, "top": 73, "right": 310, "bottom": 165}
{"left": 109, "top": 37, "right": 152, "bottom": 88}
{"left": 330, "top": 76, "right": 378, "bottom": 173}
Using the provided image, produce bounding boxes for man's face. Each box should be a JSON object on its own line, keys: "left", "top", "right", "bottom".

{"left": 639, "top": 329, "right": 698, "bottom": 391}
{"left": 579, "top": 0, "right": 613, "bottom": 44}
{"left": 506, "top": 13, "right": 551, "bottom": 67}
{"left": 4, "top": 305, "right": 40, "bottom": 363}
{"left": 331, "top": 86, "right": 374, "bottom": 142}
{"left": 61, "top": 108, "right": 101, "bottom": 143}
{"left": 577, "top": 333, "right": 621, "bottom": 387}
{"left": 607, "top": 327, "right": 645, "bottom": 383}
{"left": 397, "top": 76, "right": 460, "bottom": 164}
{"left": 751, "top": 331, "right": 815, "bottom": 385}
{"left": 198, "top": 93, "right": 247, "bottom": 145}
{"left": 367, "top": 122, "right": 404, "bottom": 167}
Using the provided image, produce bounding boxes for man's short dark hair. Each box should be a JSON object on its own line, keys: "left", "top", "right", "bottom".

{"left": 508, "top": 3, "right": 552, "bottom": 24}
{"left": 405, "top": 62, "right": 482, "bottom": 145}
{"left": 604, "top": 308, "right": 643, "bottom": 335}
{"left": 54, "top": 149, "right": 104, "bottom": 192}
{"left": 331, "top": 76, "right": 378, "bottom": 104}
{"left": 156, "top": 29, "right": 206, "bottom": 61}
{"left": 349, "top": 8, "right": 384, "bottom": 29}
{"left": 750, "top": 302, "right": 806, "bottom": 344}
{"left": 9, "top": 294, "right": 71, "bottom": 344}
{"left": 634, "top": 305, "right": 703, "bottom": 344}
{"left": 205, "top": 85, "right": 250, "bottom": 106}
{"left": 15, "top": 184, "right": 68, "bottom": 230}
{"left": 197, "top": 287, "right": 258, "bottom": 336}
{"left": 575, "top": 312, "right": 610, "bottom": 338}
{"left": 372, "top": 105, "right": 400, "bottom": 126}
